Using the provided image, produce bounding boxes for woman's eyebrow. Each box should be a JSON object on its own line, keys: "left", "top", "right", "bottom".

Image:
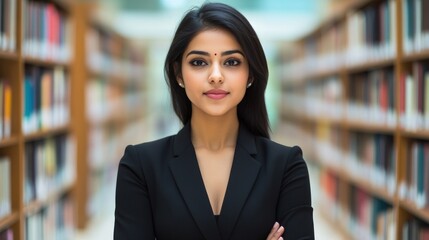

{"left": 221, "top": 50, "right": 244, "bottom": 56}
{"left": 185, "top": 49, "right": 244, "bottom": 57}
{"left": 186, "top": 50, "right": 209, "bottom": 57}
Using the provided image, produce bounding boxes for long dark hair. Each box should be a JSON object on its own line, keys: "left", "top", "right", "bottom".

{"left": 164, "top": 2, "right": 270, "bottom": 138}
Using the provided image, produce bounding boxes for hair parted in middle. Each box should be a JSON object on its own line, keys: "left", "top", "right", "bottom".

{"left": 164, "top": 2, "right": 270, "bottom": 138}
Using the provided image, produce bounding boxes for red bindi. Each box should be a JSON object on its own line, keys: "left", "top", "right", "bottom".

{"left": 214, "top": 53, "right": 217, "bottom": 56}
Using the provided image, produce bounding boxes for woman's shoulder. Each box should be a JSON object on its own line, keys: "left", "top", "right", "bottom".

{"left": 256, "top": 136, "right": 303, "bottom": 156}
{"left": 120, "top": 135, "right": 176, "bottom": 165}
{"left": 126, "top": 134, "right": 176, "bottom": 155}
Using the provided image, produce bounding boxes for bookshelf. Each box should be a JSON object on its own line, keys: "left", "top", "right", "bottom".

{"left": 279, "top": 0, "right": 429, "bottom": 239}
{"left": 0, "top": 0, "right": 76, "bottom": 239}
{"left": 72, "top": 3, "right": 147, "bottom": 229}
{"left": 0, "top": 0, "right": 147, "bottom": 238}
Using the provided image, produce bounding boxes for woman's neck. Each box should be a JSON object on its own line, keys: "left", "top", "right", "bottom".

{"left": 190, "top": 114, "right": 239, "bottom": 152}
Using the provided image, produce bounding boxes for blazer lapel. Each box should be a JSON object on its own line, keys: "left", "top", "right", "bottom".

{"left": 218, "top": 125, "right": 261, "bottom": 240}
{"left": 168, "top": 124, "right": 222, "bottom": 240}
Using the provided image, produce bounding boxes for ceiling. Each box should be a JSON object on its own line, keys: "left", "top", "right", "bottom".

{"left": 116, "top": 0, "right": 320, "bottom": 12}
{"left": 98, "top": 0, "right": 330, "bottom": 42}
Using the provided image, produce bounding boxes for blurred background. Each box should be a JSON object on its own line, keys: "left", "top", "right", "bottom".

{"left": 1, "top": 0, "right": 429, "bottom": 239}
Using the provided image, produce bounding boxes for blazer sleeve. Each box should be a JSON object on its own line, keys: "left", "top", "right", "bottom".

{"left": 277, "top": 146, "right": 315, "bottom": 239}
{"left": 114, "top": 145, "right": 155, "bottom": 239}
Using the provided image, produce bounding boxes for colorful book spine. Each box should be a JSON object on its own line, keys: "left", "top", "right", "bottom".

{"left": 400, "top": 61, "right": 429, "bottom": 131}
{"left": 0, "top": 0, "right": 17, "bottom": 52}
{"left": 347, "top": 68, "right": 396, "bottom": 126}
{"left": 0, "top": 156, "right": 11, "bottom": 219}
{"left": 346, "top": 0, "right": 396, "bottom": 66}
{"left": 0, "top": 80, "right": 12, "bottom": 140}
{"left": 23, "top": 0, "right": 71, "bottom": 62}
{"left": 399, "top": 140, "right": 429, "bottom": 209}
{"left": 348, "top": 187, "right": 395, "bottom": 240}
{"left": 25, "top": 195, "right": 74, "bottom": 240}
{"left": 24, "top": 134, "right": 75, "bottom": 204}
{"left": 23, "top": 66, "right": 69, "bottom": 134}
{"left": 347, "top": 132, "right": 396, "bottom": 193}
{"left": 0, "top": 228, "right": 13, "bottom": 240}
{"left": 402, "top": 218, "right": 429, "bottom": 240}
{"left": 402, "top": 0, "right": 429, "bottom": 54}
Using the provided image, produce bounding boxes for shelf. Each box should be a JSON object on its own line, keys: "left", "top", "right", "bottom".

{"left": 319, "top": 207, "right": 354, "bottom": 240}
{"left": 24, "top": 184, "right": 73, "bottom": 216}
{"left": 23, "top": 125, "right": 70, "bottom": 142}
{"left": 315, "top": 155, "right": 394, "bottom": 204}
{"left": 0, "top": 212, "right": 19, "bottom": 230}
{"left": 0, "top": 51, "right": 18, "bottom": 61}
{"left": 399, "top": 199, "right": 429, "bottom": 223}
{"left": 346, "top": 120, "right": 396, "bottom": 134}
{"left": 347, "top": 58, "right": 395, "bottom": 74}
{"left": 52, "top": 0, "right": 72, "bottom": 12}
{"left": 402, "top": 49, "right": 429, "bottom": 62}
{"left": 0, "top": 137, "right": 19, "bottom": 148}
{"left": 305, "top": 68, "right": 342, "bottom": 81}
{"left": 400, "top": 129, "right": 429, "bottom": 140}
{"left": 23, "top": 57, "right": 70, "bottom": 68}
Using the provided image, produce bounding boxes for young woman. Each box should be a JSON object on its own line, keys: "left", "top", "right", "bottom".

{"left": 114, "top": 3, "right": 314, "bottom": 240}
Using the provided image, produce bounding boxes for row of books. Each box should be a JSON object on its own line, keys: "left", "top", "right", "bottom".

{"left": 282, "top": 0, "right": 396, "bottom": 79}
{"left": 0, "top": 228, "right": 12, "bottom": 240}
{"left": 25, "top": 195, "right": 74, "bottom": 240}
{"left": 0, "top": 0, "right": 17, "bottom": 52}
{"left": 23, "top": 66, "right": 69, "bottom": 134}
{"left": 0, "top": 80, "right": 11, "bottom": 140}
{"left": 0, "top": 157, "right": 10, "bottom": 219}
{"left": 86, "top": 28, "right": 145, "bottom": 81}
{"left": 348, "top": 187, "right": 395, "bottom": 240}
{"left": 282, "top": 69, "right": 397, "bottom": 127}
{"left": 347, "top": 68, "right": 396, "bottom": 127}
{"left": 402, "top": 218, "right": 429, "bottom": 240}
{"left": 345, "top": 0, "right": 396, "bottom": 66}
{"left": 86, "top": 78, "right": 144, "bottom": 125}
{"left": 400, "top": 61, "right": 429, "bottom": 131}
{"left": 398, "top": 140, "right": 429, "bottom": 209}
{"left": 23, "top": 0, "right": 72, "bottom": 62}
{"left": 319, "top": 170, "right": 396, "bottom": 240}
{"left": 402, "top": 0, "right": 429, "bottom": 54}
{"left": 281, "top": 77, "right": 343, "bottom": 121}
{"left": 24, "top": 134, "right": 75, "bottom": 204}
{"left": 347, "top": 132, "right": 396, "bottom": 192}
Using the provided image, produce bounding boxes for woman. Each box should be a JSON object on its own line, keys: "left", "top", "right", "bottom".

{"left": 114, "top": 2, "right": 314, "bottom": 240}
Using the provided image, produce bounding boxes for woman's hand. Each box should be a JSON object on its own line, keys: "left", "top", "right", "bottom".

{"left": 266, "top": 222, "right": 284, "bottom": 240}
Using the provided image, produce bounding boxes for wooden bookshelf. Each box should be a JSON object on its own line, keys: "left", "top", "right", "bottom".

{"left": 280, "top": 0, "right": 429, "bottom": 238}
{"left": 71, "top": 3, "right": 148, "bottom": 229}
{"left": 0, "top": 0, "right": 147, "bottom": 238}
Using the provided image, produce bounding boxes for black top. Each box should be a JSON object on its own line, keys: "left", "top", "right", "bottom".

{"left": 114, "top": 123, "right": 314, "bottom": 240}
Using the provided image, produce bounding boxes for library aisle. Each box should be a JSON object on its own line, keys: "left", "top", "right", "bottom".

{"left": 4, "top": 0, "right": 429, "bottom": 239}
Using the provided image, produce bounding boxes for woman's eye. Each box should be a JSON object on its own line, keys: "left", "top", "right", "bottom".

{"left": 190, "top": 60, "right": 207, "bottom": 66}
{"left": 225, "top": 59, "right": 240, "bottom": 66}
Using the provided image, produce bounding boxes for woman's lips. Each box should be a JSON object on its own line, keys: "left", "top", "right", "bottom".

{"left": 204, "top": 89, "right": 229, "bottom": 99}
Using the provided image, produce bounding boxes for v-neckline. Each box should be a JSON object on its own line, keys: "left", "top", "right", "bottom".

{"left": 194, "top": 145, "right": 236, "bottom": 216}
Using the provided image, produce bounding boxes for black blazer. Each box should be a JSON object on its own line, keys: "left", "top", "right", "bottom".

{"left": 114, "top": 124, "right": 314, "bottom": 240}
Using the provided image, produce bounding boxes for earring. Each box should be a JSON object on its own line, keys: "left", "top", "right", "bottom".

{"left": 178, "top": 82, "right": 184, "bottom": 88}
{"left": 247, "top": 82, "right": 252, "bottom": 88}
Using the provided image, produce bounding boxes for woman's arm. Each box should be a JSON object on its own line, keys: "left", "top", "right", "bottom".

{"left": 277, "top": 146, "right": 314, "bottom": 239}
{"left": 114, "top": 145, "right": 155, "bottom": 239}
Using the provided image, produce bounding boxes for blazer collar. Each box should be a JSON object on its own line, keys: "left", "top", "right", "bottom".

{"left": 169, "top": 123, "right": 261, "bottom": 240}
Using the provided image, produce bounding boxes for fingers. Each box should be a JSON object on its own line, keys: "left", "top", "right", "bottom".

{"left": 266, "top": 222, "right": 285, "bottom": 240}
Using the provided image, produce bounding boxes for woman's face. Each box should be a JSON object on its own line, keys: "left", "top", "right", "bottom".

{"left": 179, "top": 28, "right": 249, "bottom": 119}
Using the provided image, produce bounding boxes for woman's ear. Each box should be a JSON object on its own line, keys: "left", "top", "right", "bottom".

{"left": 174, "top": 62, "right": 185, "bottom": 88}
{"left": 247, "top": 77, "right": 253, "bottom": 88}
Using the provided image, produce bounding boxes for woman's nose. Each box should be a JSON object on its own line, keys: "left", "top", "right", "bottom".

{"left": 208, "top": 63, "right": 224, "bottom": 84}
